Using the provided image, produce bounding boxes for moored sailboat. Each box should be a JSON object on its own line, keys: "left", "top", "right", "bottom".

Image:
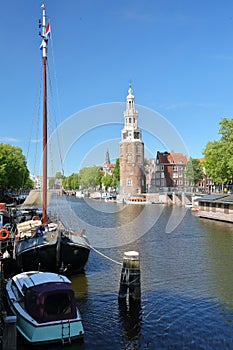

{"left": 13, "top": 4, "right": 90, "bottom": 276}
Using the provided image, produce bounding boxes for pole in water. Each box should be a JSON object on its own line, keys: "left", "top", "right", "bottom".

{"left": 118, "top": 251, "right": 141, "bottom": 301}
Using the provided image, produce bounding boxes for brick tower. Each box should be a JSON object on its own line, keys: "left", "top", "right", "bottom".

{"left": 119, "top": 84, "right": 145, "bottom": 198}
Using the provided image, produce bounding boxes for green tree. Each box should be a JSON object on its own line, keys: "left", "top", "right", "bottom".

{"left": 203, "top": 117, "right": 233, "bottom": 191}
{"left": 62, "top": 173, "right": 79, "bottom": 189}
{"left": 79, "top": 166, "right": 100, "bottom": 189}
{"left": 218, "top": 117, "right": 233, "bottom": 142}
{"left": 0, "top": 143, "right": 32, "bottom": 190}
{"left": 95, "top": 169, "right": 103, "bottom": 188}
{"left": 70, "top": 173, "right": 79, "bottom": 189}
{"left": 49, "top": 178, "right": 55, "bottom": 189}
{"left": 62, "top": 176, "right": 69, "bottom": 189}
{"left": 102, "top": 173, "right": 113, "bottom": 189}
{"left": 186, "top": 157, "right": 202, "bottom": 187}
{"left": 203, "top": 140, "right": 229, "bottom": 190}
{"left": 55, "top": 171, "right": 63, "bottom": 180}
{"left": 203, "top": 117, "right": 233, "bottom": 190}
{"left": 112, "top": 158, "right": 120, "bottom": 182}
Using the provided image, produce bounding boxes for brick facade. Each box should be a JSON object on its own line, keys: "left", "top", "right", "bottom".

{"left": 119, "top": 86, "right": 146, "bottom": 197}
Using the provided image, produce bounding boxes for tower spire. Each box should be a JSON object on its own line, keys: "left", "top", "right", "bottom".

{"left": 119, "top": 84, "right": 146, "bottom": 198}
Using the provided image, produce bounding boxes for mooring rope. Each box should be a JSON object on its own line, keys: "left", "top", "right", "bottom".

{"left": 87, "top": 243, "right": 123, "bottom": 266}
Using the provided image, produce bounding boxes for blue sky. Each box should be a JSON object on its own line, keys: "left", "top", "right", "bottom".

{"left": 1, "top": 1, "right": 233, "bottom": 176}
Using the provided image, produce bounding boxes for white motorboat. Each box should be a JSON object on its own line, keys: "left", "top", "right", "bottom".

{"left": 6, "top": 271, "right": 84, "bottom": 345}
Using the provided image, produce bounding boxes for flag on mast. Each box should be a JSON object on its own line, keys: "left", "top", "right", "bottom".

{"left": 45, "top": 22, "right": 51, "bottom": 39}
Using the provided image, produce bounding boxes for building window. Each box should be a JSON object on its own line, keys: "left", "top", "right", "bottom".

{"left": 173, "top": 173, "right": 178, "bottom": 178}
{"left": 127, "top": 179, "right": 132, "bottom": 186}
{"left": 173, "top": 166, "right": 178, "bottom": 171}
{"left": 178, "top": 160, "right": 183, "bottom": 164}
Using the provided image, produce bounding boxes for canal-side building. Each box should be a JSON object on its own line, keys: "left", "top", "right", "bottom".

{"left": 197, "top": 194, "right": 233, "bottom": 222}
{"left": 119, "top": 85, "right": 146, "bottom": 199}
{"left": 145, "top": 151, "right": 188, "bottom": 193}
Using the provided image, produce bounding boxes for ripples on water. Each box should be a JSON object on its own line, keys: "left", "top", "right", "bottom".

{"left": 20, "top": 197, "right": 233, "bottom": 349}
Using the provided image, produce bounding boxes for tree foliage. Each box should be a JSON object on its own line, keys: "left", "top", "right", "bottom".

{"left": 62, "top": 173, "right": 79, "bottom": 189}
{"left": 203, "top": 117, "right": 233, "bottom": 187}
{"left": 95, "top": 169, "right": 103, "bottom": 188}
{"left": 186, "top": 157, "right": 202, "bottom": 185}
{"left": 102, "top": 173, "right": 113, "bottom": 188}
{"left": 112, "top": 158, "right": 120, "bottom": 182}
{"left": 78, "top": 166, "right": 100, "bottom": 189}
{"left": 0, "top": 143, "right": 32, "bottom": 190}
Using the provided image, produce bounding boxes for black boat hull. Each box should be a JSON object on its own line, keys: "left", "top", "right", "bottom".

{"left": 15, "top": 232, "right": 90, "bottom": 275}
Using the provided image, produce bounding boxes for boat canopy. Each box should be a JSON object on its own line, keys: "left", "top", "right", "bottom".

{"left": 24, "top": 282, "right": 77, "bottom": 323}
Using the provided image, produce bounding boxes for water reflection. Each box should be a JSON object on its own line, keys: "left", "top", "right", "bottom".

{"left": 118, "top": 299, "right": 142, "bottom": 342}
{"left": 199, "top": 218, "right": 233, "bottom": 309}
{"left": 18, "top": 200, "right": 233, "bottom": 349}
{"left": 70, "top": 273, "right": 89, "bottom": 299}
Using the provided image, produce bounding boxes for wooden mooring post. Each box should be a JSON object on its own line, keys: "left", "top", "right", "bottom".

{"left": 0, "top": 261, "right": 17, "bottom": 350}
{"left": 118, "top": 251, "right": 141, "bottom": 301}
{"left": 2, "top": 313, "right": 17, "bottom": 350}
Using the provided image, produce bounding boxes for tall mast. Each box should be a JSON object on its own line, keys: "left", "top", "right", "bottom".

{"left": 40, "top": 4, "right": 48, "bottom": 223}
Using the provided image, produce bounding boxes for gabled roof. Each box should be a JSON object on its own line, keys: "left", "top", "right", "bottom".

{"left": 168, "top": 153, "right": 187, "bottom": 164}
{"left": 156, "top": 151, "right": 187, "bottom": 165}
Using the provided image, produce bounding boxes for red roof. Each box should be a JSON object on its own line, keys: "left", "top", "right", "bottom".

{"left": 157, "top": 152, "right": 187, "bottom": 165}
{"left": 168, "top": 153, "right": 187, "bottom": 164}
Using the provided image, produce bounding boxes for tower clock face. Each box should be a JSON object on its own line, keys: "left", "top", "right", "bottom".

{"left": 134, "top": 131, "right": 140, "bottom": 139}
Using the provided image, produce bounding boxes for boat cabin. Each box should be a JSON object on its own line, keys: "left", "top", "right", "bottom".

{"left": 24, "top": 282, "right": 77, "bottom": 323}
{"left": 10, "top": 272, "right": 77, "bottom": 323}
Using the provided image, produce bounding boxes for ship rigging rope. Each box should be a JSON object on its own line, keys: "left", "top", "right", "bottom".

{"left": 22, "top": 70, "right": 42, "bottom": 185}
{"left": 44, "top": 31, "right": 122, "bottom": 268}
{"left": 48, "top": 34, "right": 65, "bottom": 176}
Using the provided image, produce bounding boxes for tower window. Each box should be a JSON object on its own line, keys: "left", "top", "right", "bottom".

{"left": 129, "top": 118, "right": 132, "bottom": 123}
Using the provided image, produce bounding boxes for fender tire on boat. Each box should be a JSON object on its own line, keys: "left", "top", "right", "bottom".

{"left": 0, "top": 229, "right": 10, "bottom": 240}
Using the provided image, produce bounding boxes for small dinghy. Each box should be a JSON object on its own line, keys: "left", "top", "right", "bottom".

{"left": 5, "top": 271, "right": 84, "bottom": 345}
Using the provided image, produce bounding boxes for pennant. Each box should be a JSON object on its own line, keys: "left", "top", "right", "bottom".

{"left": 45, "top": 22, "right": 51, "bottom": 39}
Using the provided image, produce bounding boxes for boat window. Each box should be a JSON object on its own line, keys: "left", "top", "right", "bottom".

{"left": 41, "top": 292, "right": 77, "bottom": 321}
{"left": 44, "top": 293, "right": 71, "bottom": 316}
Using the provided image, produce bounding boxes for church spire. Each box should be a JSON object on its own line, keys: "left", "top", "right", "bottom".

{"left": 105, "top": 149, "right": 110, "bottom": 165}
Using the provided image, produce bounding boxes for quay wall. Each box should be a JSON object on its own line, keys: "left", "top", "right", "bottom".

{"left": 197, "top": 210, "right": 233, "bottom": 223}
{"left": 117, "top": 192, "right": 199, "bottom": 206}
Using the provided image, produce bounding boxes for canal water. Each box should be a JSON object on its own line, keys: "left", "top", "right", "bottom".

{"left": 19, "top": 196, "right": 233, "bottom": 349}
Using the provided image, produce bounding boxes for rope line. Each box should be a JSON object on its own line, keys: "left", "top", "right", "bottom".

{"left": 87, "top": 243, "right": 122, "bottom": 266}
